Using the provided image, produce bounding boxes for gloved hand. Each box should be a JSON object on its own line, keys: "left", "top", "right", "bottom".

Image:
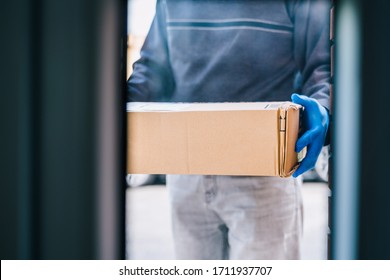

{"left": 291, "top": 93, "right": 329, "bottom": 178}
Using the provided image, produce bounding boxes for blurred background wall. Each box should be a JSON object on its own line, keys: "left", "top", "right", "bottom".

{"left": 332, "top": 0, "right": 390, "bottom": 259}
{"left": 0, "top": 0, "right": 127, "bottom": 259}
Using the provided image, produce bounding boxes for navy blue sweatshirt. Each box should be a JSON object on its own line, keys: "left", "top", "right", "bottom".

{"left": 128, "top": 0, "right": 330, "bottom": 110}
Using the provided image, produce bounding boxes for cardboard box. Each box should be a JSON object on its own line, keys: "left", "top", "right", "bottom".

{"left": 127, "top": 102, "right": 302, "bottom": 177}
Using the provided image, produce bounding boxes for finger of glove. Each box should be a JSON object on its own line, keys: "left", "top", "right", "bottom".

{"left": 291, "top": 93, "right": 315, "bottom": 109}
{"left": 293, "top": 140, "right": 323, "bottom": 177}
{"left": 296, "top": 127, "right": 321, "bottom": 152}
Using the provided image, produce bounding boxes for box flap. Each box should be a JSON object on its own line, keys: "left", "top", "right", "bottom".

{"left": 278, "top": 103, "right": 302, "bottom": 177}
{"left": 127, "top": 102, "right": 289, "bottom": 112}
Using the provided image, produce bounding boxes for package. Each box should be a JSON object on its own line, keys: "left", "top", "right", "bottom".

{"left": 127, "top": 102, "right": 303, "bottom": 177}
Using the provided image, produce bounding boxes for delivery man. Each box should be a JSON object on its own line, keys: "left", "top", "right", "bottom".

{"left": 127, "top": 0, "right": 330, "bottom": 259}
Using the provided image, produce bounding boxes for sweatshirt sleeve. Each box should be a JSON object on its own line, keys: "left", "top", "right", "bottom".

{"left": 127, "top": 0, "right": 175, "bottom": 102}
{"left": 292, "top": 0, "right": 331, "bottom": 110}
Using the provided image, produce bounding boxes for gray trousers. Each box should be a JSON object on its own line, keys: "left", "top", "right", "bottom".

{"left": 166, "top": 175, "right": 303, "bottom": 260}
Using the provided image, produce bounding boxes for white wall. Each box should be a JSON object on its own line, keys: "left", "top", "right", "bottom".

{"left": 128, "top": 0, "right": 157, "bottom": 36}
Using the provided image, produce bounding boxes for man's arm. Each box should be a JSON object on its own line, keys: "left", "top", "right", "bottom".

{"left": 127, "top": 0, "right": 175, "bottom": 102}
{"left": 290, "top": 0, "right": 331, "bottom": 177}
{"left": 292, "top": 0, "right": 331, "bottom": 109}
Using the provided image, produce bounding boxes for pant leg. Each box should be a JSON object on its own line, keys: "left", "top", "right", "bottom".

{"left": 166, "top": 175, "right": 228, "bottom": 260}
{"left": 215, "top": 176, "right": 303, "bottom": 260}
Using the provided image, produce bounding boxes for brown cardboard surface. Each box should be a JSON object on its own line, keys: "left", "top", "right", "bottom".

{"left": 280, "top": 104, "right": 301, "bottom": 177}
{"left": 127, "top": 102, "right": 301, "bottom": 176}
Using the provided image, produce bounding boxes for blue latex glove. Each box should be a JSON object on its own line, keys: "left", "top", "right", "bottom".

{"left": 291, "top": 93, "right": 329, "bottom": 178}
